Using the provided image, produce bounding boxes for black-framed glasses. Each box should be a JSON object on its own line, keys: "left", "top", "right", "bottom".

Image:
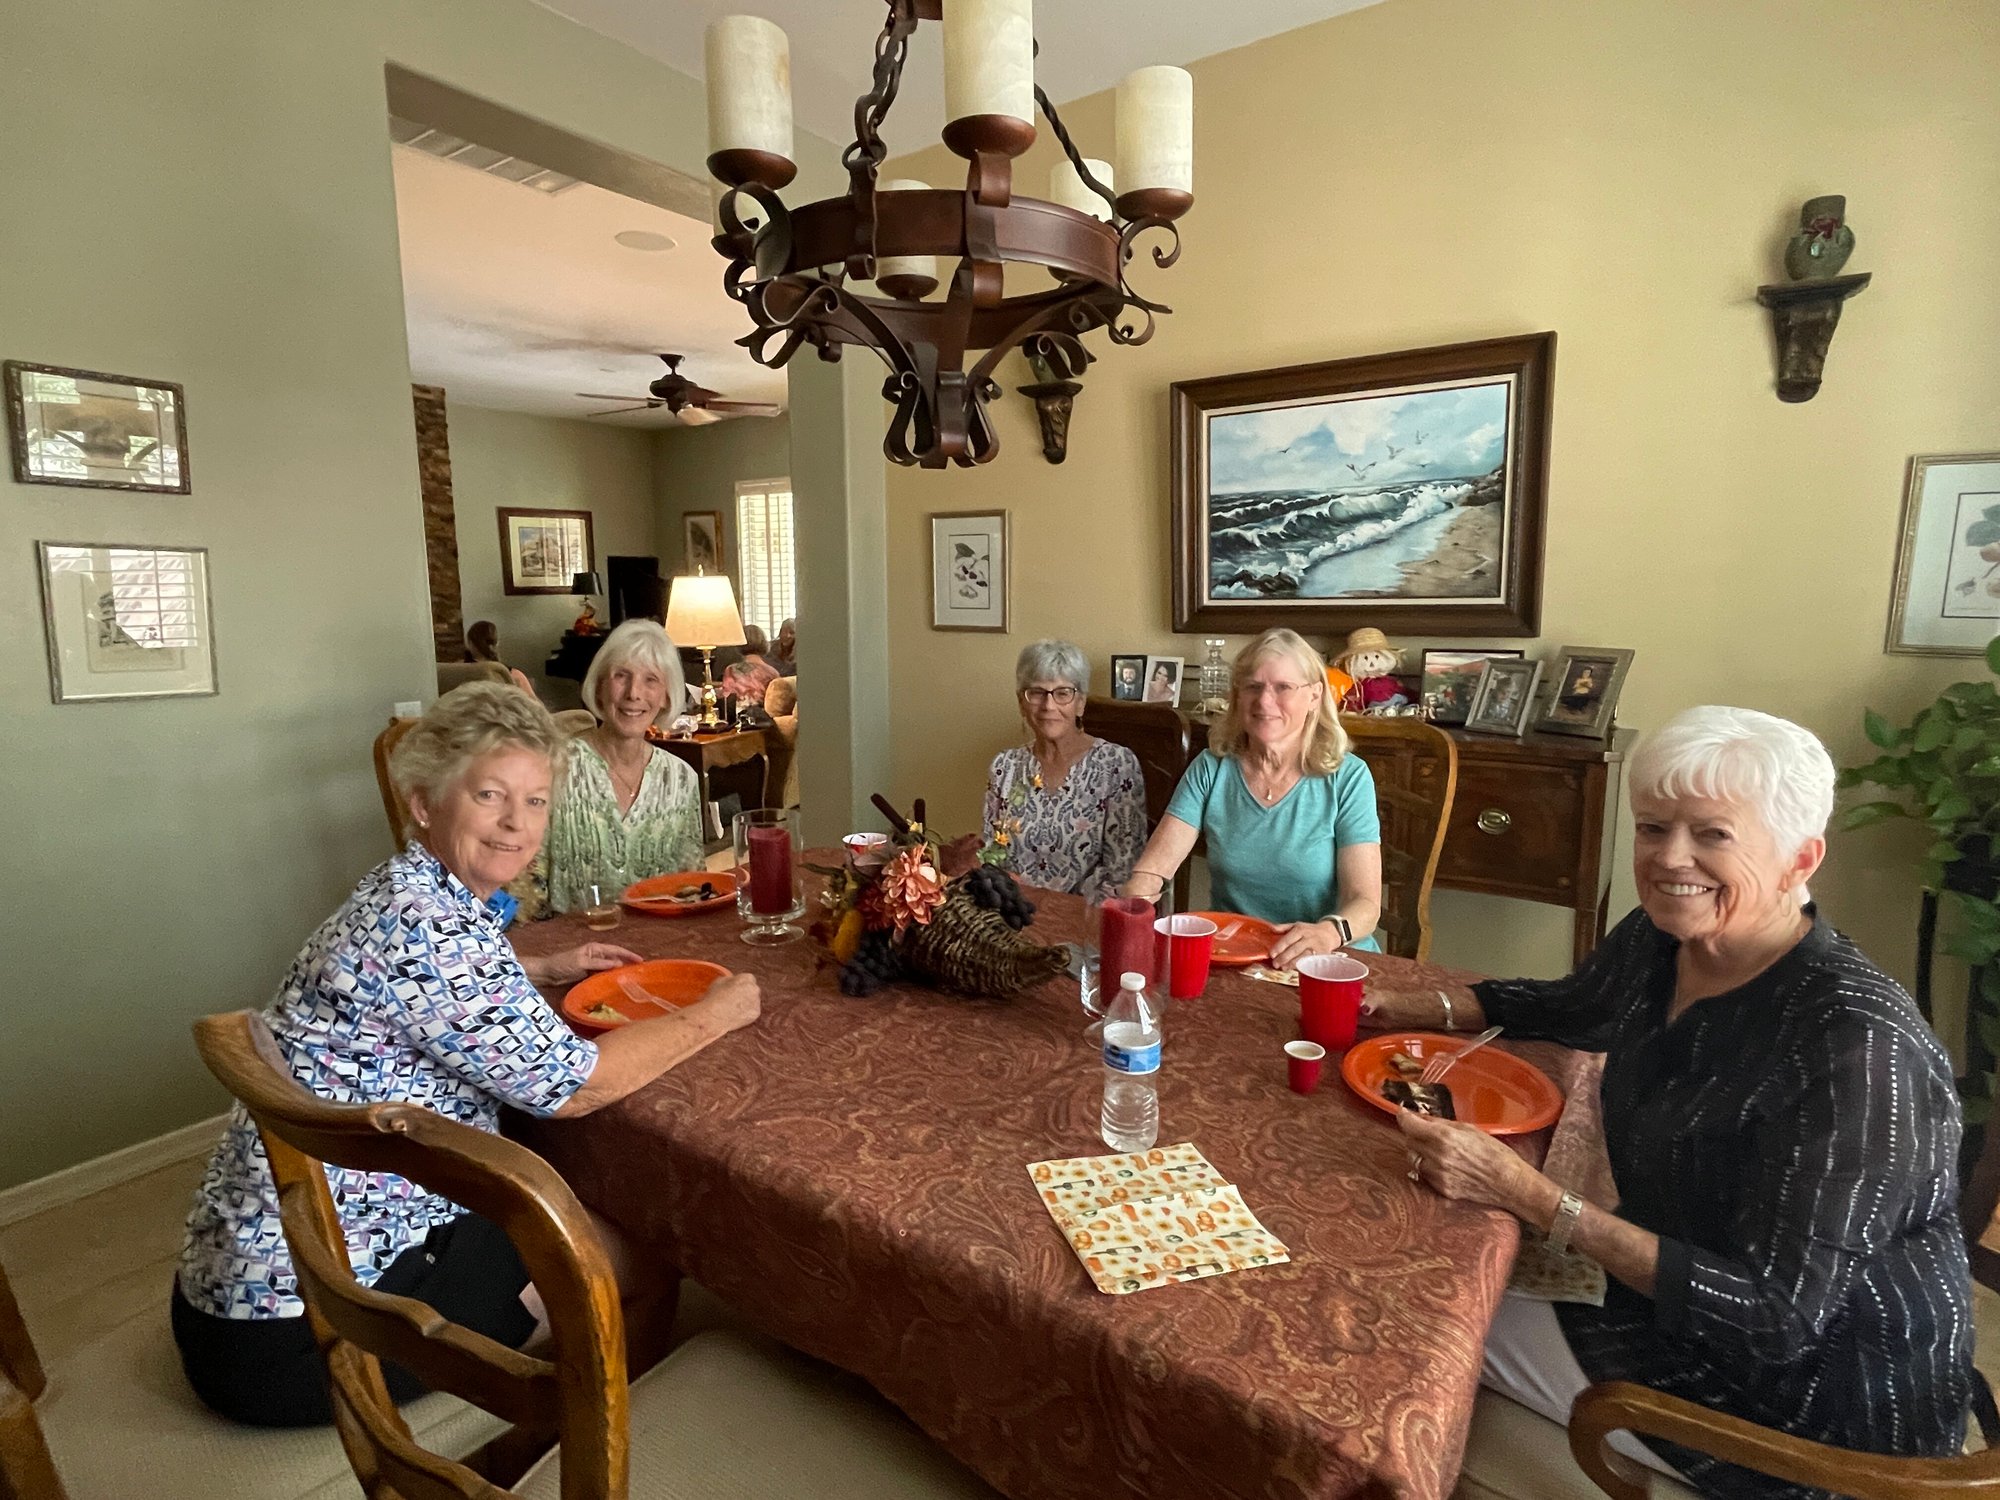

{"left": 1024, "top": 686, "right": 1081, "bottom": 706}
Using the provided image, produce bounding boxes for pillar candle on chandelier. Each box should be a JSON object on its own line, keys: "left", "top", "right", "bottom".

{"left": 942, "top": 0, "right": 1036, "bottom": 156}
{"left": 874, "top": 179, "right": 940, "bottom": 301}
{"left": 1049, "top": 157, "right": 1115, "bottom": 221}
{"left": 1115, "top": 64, "right": 1194, "bottom": 221}
{"left": 704, "top": 15, "right": 796, "bottom": 188}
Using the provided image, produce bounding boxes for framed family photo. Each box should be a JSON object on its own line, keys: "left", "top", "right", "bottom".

{"left": 1109, "top": 654, "right": 1148, "bottom": 701}
{"left": 6, "top": 361, "right": 190, "bottom": 493}
{"left": 929, "top": 510, "right": 1009, "bottom": 632}
{"left": 1143, "top": 656, "right": 1185, "bottom": 705}
{"left": 497, "top": 508, "right": 593, "bottom": 596}
{"left": 1464, "top": 657, "right": 1542, "bottom": 737}
{"left": 1419, "top": 647, "right": 1524, "bottom": 727}
{"left": 36, "top": 541, "right": 217, "bottom": 703}
{"left": 1533, "top": 646, "right": 1633, "bottom": 739}
{"left": 1886, "top": 452, "right": 2000, "bottom": 656}
{"left": 1170, "top": 333, "right": 1554, "bottom": 637}
{"left": 683, "top": 510, "right": 723, "bottom": 574}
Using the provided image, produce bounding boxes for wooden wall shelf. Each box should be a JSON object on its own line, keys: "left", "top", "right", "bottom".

{"left": 1755, "top": 272, "right": 1871, "bottom": 403}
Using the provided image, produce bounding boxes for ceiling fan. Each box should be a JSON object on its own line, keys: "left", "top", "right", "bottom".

{"left": 576, "top": 354, "right": 781, "bottom": 425}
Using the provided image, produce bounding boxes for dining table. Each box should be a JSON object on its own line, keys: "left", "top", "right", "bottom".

{"left": 512, "top": 858, "right": 1608, "bottom": 1500}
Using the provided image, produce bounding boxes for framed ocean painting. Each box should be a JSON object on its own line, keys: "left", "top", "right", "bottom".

{"left": 1170, "top": 333, "right": 1554, "bottom": 636}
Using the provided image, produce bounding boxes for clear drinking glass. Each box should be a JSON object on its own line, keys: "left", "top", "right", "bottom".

{"left": 733, "top": 806, "right": 804, "bottom": 944}
{"left": 583, "top": 883, "right": 621, "bottom": 932}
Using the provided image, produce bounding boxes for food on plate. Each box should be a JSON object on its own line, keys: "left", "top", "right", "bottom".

{"left": 670, "top": 881, "right": 721, "bottom": 903}
{"left": 582, "top": 1003, "right": 630, "bottom": 1025}
{"left": 1386, "top": 1051, "right": 1424, "bottom": 1081}
{"left": 1382, "top": 1078, "right": 1455, "bottom": 1119}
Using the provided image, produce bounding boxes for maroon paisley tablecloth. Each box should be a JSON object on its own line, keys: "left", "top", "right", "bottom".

{"left": 513, "top": 862, "right": 1603, "bottom": 1500}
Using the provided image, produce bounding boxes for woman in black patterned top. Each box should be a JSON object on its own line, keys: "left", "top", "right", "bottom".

{"left": 1373, "top": 706, "right": 1973, "bottom": 1499}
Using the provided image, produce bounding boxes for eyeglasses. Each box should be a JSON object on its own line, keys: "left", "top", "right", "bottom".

{"left": 1240, "top": 680, "right": 1312, "bottom": 701}
{"left": 1023, "top": 686, "right": 1081, "bottom": 706}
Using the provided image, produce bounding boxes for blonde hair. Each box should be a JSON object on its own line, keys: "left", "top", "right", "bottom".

{"left": 389, "top": 681, "right": 569, "bottom": 805}
{"left": 580, "top": 619, "right": 686, "bottom": 727}
{"left": 1209, "top": 628, "right": 1348, "bottom": 775}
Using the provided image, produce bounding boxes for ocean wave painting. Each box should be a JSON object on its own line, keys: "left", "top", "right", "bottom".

{"left": 1205, "top": 380, "right": 1511, "bottom": 602}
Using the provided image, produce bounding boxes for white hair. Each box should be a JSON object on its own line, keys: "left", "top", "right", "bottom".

{"left": 1629, "top": 706, "right": 1835, "bottom": 858}
{"left": 580, "top": 619, "right": 686, "bottom": 727}
{"left": 1015, "top": 639, "right": 1091, "bottom": 697}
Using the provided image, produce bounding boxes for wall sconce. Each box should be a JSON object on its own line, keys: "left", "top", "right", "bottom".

{"left": 1755, "top": 194, "right": 1871, "bottom": 402}
{"left": 1017, "top": 333, "right": 1094, "bottom": 464}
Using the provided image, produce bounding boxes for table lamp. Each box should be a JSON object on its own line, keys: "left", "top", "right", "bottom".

{"left": 570, "top": 570, "right": 605, "bottom": 635}
{"left": 665, "top": 572, "right": 747, "bottom": 730}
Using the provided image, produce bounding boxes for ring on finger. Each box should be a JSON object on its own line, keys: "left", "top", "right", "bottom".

{"left": 1406, "top": 1151, "right": 1423, "bottom": 1183}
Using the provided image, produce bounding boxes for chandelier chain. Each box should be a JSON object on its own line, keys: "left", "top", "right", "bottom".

{"left": 843, "top": 0, "right": 920, "bottom": 184}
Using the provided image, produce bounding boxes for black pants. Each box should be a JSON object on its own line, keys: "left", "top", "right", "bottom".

{"left": 171, "top": 1212, "right": 538, "bottom": 1428}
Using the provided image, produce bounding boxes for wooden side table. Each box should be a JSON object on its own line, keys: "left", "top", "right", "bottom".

{"left": 650, "top": 728, "right": 769, "bottom": 841}
{"left": 1082, "top": 699, "right": 1630, "bottom": 963}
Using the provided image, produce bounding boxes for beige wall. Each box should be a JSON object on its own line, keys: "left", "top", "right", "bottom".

{"left": 883, "top": 0, "right": 2000, "bottom": 988}
{"left": 650, "top": 415, "right": 794, "bottom": 611}
{"left": 0, "top": 0, "right": 843, "bottom": 1189}
{"left": 448, "top": 404, "right": 658, "bottom": 704}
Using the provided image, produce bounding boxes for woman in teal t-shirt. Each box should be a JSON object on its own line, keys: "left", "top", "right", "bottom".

{"left": 1127, "top": 628, "right": 1383, "bottom": 968}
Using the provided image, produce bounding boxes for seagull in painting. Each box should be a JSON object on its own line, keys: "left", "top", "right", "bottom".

{"left": 1345, "top": 460, "right": 1376, "bottom": 479}
{"left": 1384, "top": 443, "right": 1402, "bottom": 460}
{"left": 1412, "top": 429, "right": 1428, "bottom": 444}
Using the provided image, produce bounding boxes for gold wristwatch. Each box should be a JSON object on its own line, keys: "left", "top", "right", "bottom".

{"left": 1546, "top": 1190, "right": 1585, "bottom": 1256}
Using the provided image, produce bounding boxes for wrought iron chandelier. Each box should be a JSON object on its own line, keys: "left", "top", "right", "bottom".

{"left": 704, "top": 0, "right": 1194, "bottom": 468}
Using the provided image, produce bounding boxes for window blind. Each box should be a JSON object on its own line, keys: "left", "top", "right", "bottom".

{"left": 734, "top": 478, "right": 797, "bottom": 635}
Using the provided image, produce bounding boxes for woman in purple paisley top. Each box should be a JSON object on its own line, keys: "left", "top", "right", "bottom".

{"left": 173, "top": 682, "right": 761, "bottom": 1427}
{"left": 983, "top": 639, "right": 1145, "bottom": 900}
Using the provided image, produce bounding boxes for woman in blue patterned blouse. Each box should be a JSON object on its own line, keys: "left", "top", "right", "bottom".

{"left": 1380, "top": 707, "right": 1974, "bottom": 1497}
{"left": 982, "top": 639, "right": 1145, "bottom": 900}
{"left": 173, "top": 682, "right": 760, "bottom": 1426}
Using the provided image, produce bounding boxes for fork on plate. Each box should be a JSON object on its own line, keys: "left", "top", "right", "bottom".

{"left": 1420, "top": 1025, "right": 1503, "bottom": 1084}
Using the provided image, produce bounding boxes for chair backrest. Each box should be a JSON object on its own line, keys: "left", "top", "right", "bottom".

{"left": 1079, "top": 697, "right": 1203, "bottom": 907}
{"left": 373, "top": 717, "right": 418, "bottom": 853}
{"left": 1338, "top": 715, "right": 1459, "bottom": 961}
{"left": 438, "top": 661, "right": 513, "bottom": 696}
{"left": 190, "top": 1011, "right": 627, "bottom": 1500}
{"left": 0, "top": 1257, "right": 68, "bottom": 1500}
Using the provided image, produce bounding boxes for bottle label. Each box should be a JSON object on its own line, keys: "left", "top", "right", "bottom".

{"left": 1103, "top": 1023, "right": 1161, "bottom": 1076}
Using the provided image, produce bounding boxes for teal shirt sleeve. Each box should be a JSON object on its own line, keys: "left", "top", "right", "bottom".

{"left": 1164, "top": 750, "right": 1220, "bottom": 829}
{"left": 1333, "top": 754, "right": 1381, "bottom": 846}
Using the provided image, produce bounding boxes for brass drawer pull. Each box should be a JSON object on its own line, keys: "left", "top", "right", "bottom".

{"left": 1476, "top": 808, "right": 1512, "bottom": 836}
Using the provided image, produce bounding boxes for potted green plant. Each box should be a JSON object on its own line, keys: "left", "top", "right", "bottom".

{"left": 1840, "top": 637, "right": 2000, "bottom": 1127}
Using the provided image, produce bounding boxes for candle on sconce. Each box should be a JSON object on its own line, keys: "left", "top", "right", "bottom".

{"left": 1048, "top": 157, "right": 1115, "bottom": 221}
{"left": 942, "top": 0, "right": 1035, "bottom": 156}
{"left": 873, "top": 179, "right": 939, "bottom": 300}
{"left": 1114, "top": 64, "right": 1194, "bottom": 221}
{"left": 705, "top": 15, "right": 796, "bottom": 186}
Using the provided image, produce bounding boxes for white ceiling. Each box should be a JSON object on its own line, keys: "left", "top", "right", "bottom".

{"left": 393, "top": 146, "right": 784, "bottom": 427}
{"left": 531, "top": 0, "right": 1389, "bottom": 158}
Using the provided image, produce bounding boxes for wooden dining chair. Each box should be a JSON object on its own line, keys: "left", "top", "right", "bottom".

{"left": 1338, "top": 715, "right": 1458, "bottom": 961}
{"left": 0, "top": 1258, "right": 67, "bottom": 1500}
{"left": 373, "top": 715, "right": 419, "bottom": 852}
{"left": 191, "top": 1009, "right": 1001, "bottom": 1500}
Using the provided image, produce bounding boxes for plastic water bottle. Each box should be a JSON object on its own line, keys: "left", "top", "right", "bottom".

{"left": 1101, "top": 971, "right": 1162, "bottom": 1152}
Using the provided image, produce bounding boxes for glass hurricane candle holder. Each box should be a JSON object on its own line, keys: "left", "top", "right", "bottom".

{"left": 734, "top": 806, "right": 804, "bottom": 944}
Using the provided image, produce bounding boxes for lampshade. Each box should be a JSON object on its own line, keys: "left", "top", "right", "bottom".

{"left": 665, "top": 573, "right": 748, "bottom": 648}
{"left": 571, "top": 571, "right": 604, "bottom": 595}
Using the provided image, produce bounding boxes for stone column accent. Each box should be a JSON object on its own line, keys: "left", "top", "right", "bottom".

{"left": 411, "top": 384, "right": 464, "bottom": 663}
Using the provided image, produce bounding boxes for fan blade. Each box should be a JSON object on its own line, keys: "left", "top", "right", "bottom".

{"left": 574, "top": 392, "right": 663, "bottom": 404}
{"left": 584, "top": 403, "right": 660, "bottom": 418}
{"left": 674, "top": 405, "right": 724, "bottom": 426}
{"left": 705, "top": 400, "right": 783, "bottom": 416}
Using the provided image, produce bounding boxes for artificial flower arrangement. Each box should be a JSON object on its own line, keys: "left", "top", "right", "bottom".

{"left": 812, "top": 795, "right": 1068, "bottom": 999}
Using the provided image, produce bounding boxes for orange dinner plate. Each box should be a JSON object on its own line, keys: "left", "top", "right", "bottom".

{"left": 1341, "top": 1032, "right": 1563, "bottom": 1136}
{"left": 621, "top": 870, "right": 737, "bottom": 918}
{"left": 1186, "top": 911, "right": 1279, "bottom": 967}
{"left": 562, "top": 959, "right": 729, "bottom": 1035}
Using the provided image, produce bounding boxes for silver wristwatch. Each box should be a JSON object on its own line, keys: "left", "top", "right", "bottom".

{"left": 1545, "top": 1190, "right": 1585, "bottom": 1256}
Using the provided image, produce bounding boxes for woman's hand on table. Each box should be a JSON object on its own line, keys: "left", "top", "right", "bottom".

{"left": 1269, "top": 919, "right": 1344, "bottom": 969}
{"left": 1358, "top": 985, "right": 1486, "bottom": 1033}
{"left": 696, "top": 973, "right": 762, "bottom": 1032}
{"left": 527, "top": 942, "right": 644, "bottom": 987}
{"left": 1396, "top": 1108, "right": 1559, "bottom": 1222}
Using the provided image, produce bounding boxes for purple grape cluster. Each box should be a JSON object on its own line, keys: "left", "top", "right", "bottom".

{"left": 838, "top": 929, "right": 902, "bottom": 996}
{"left": 964, "top": 864, "right": 1035, "bottom": 930}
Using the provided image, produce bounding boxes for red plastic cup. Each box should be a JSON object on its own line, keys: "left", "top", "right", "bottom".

{"left": 1297, "top": 953, "right": 1368, "bottom": 1050}
{"left": 1285, "top": 1039, "right": 1326, "bottom": 1094}
{"left": 1155, "top": 914, "right": 1218, "bottom": 999}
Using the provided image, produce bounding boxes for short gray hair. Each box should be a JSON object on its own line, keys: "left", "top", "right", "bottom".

{"left": 580, "top": 619, "right": 686, "bottom": 726}
{"left": 1015, "top": 639, "right": 1090, "bottom": 697}
{"left": 389, "top": 681, "right": 569, "bottom": 806}
{"left": 1629, "top": 706, "right": 1835, "bottom": 857}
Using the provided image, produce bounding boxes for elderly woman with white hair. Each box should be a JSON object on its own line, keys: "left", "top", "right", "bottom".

{"left": 1126, "top": 628, "right": 1383, "bottom": 965}
{"left": 173, "top": 682, "right": 760, "bottom": 1426}
{"left": 1375, "top": 706, "right": 1974, "bottom": 1495}
{"left": 982, "top": 639, "right": 1145, "bottom": 899}
{"left": 547, "top": 619, "right": 703, "bottom": 913}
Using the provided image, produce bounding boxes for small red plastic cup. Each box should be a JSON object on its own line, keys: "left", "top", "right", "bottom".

{"left": 1297, "top": 953, "right": 1368, "bottom": 1050}
{"left": 1285, "top": 1039, "right": 1326, "bottom": 1094}
{"left": 1155, "top": 914, "right": 1218, "bottom": 999}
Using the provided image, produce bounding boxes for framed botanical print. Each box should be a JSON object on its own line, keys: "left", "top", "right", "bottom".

{"left": 1171, "top": 333, "right": 1554, "bottom": 636}
{"left": 1886, "top": 452, "right": 2000, "bottom": 655}
{"left": 1464, "top": 657, "right": 1542, "bottom": 737}
{"left": 929, "top": 510, "right": 1009, "bottom": 632}
{"left": 497, "top": 507, "right": 593, "bottom": 595}
{"left": 6, "top": 361, "right": 190, "bottom": 493}
{"left": 684, "top": 510, "right": 723, "bottom": 574}
{"left": 36, "top": 541, "right": 217, "bottom": 702}
{"left": 1532, "top": 646, "right": 1634, "bottom": 739}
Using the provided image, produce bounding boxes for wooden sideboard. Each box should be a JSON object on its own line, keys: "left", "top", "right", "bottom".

{"left": 1082, "top": 698, "right": 1630, "bottom": 964}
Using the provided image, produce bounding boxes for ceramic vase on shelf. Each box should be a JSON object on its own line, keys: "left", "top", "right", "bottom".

{"left": 1783, "top": 194, "right": 1855, "bottom": 281}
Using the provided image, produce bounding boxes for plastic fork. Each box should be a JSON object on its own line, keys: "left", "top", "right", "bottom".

{"left": 616, "top": 974, "right": 660, "bottom": 1009}
{"left": 1421, "top": 1025, "right": 1502, "bottom": 1084}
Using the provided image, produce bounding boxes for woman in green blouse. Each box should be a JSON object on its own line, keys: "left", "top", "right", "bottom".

{"left": 546, "top": 620, "right": 702, "bottom": 912}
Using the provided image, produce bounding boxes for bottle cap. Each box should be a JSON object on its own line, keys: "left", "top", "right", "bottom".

{"left": 1120, "top": 971, "right": 1147, "bottom": 991}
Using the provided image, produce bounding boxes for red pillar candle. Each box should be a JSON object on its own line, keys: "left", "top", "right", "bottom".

{"left": 1097, "top": 896, "right": 1158, "bottom": 989}
{"left": 747, "top": 824, "right": 795, "bottom": 914}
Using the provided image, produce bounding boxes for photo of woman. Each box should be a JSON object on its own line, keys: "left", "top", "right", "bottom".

{"left": 1143, "top": 656, "right": 1184, "bottom": 705}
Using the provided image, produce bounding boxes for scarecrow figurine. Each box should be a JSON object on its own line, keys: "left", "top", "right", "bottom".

{"left": 1333, "top": 627, "right": 1409, "bottom": 714}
